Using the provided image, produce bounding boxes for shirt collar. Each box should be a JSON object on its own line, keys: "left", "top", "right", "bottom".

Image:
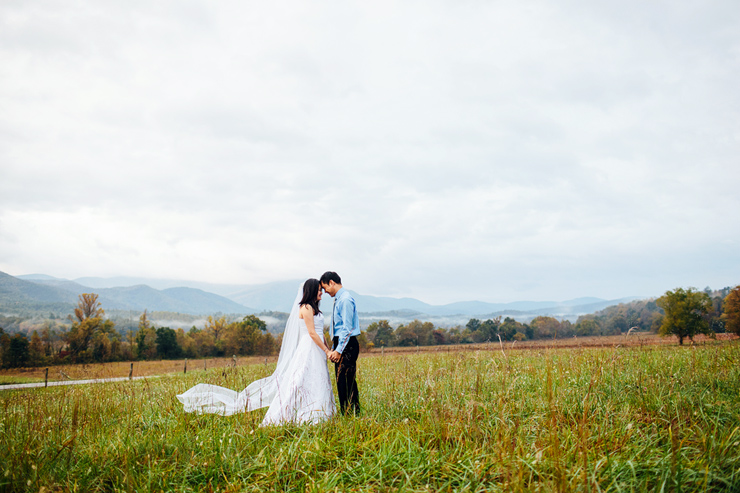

{"left": 335, "top": 287, "right": 347, "bottom": 299}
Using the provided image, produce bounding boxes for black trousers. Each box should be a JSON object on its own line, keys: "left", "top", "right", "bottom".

{"left": 333, "top": 335, "right": 360, "bottom": 415}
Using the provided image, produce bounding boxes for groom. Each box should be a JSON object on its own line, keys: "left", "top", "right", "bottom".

{"left": 320, "top": 271, "right": 361, "bottom": 415}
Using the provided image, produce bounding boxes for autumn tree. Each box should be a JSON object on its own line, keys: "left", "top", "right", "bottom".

{"left": 499, "top": 317, "right": 525, "bottom": 341}
{"left": 464, "top": 317, "right": 500, "bottom": 342}
{"left": 606, "top": 314, "right": 628, "bottom": 335}
{"left": 190, "top": 328, "right": 216, "bottom": 357}
{"left": 222, "top": 315, "right": 269, "bottom": 356}
{"left": 656, "top": 287, "right": 712, "bottom": 345}
{"left": 407, "top": 320, "right": 435, "bottom": 346}
{"left": 176, "top": 328, "right": 198, "bottom": 358}
{"left": 530, "top": 316, "right": 561, "bottom": 339}
{"left": 356, "top": 331, "right": 372, "bottom": 351}
{"left": 367, "top": 320, "right": 394, "bottom": 347}
{"left": 708, "top": 294, "right": 726, "bottom": 333}
{"left": 723, "top": 286, "right": 740, "bottom": 336}
{"left": 0, "top": 328, "right": 9, "bottom": 367}
{"left": 205, "top": 316, "right": 228, "bottom": 341}
{"left": 29, "top": 330, "right": 45, "bottom": 366}
{"left": 205, "top": 315, "right": 229, "bottom": 355}
{"left": 91, "top": 332, "right": 113, "bottom": 362}
{"left": 432, "top": 329, "right": 447, "bottom": 345}
{"left": 575, "top": 318, "right": 601, "bottom": 336}
{"left": 65, "top": 293, "right": 115, "bottom": 362}
{"left": 466, "top": 319, "right": 481, "bottom": 333}
{"left": 41, "top": 322, "right": 57, "bottom": 358}
{"left": 135, "top": 310, "right": 157, "bottom": 359}
{"left": 394, "top": 324, "right": 418, "bottom": 346}
{"left": 479, "top": 318, "right": 501, "bottom": 341}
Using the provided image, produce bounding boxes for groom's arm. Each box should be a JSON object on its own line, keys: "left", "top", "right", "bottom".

{"left": 333, "top": 297, "right": 357, "bottom": 355}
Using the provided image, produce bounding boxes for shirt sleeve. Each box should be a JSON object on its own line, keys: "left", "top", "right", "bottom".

{"left": 334, "top": 296, "right": 356, "bottom": 354}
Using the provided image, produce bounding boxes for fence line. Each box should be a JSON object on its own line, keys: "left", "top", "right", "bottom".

{"left": 0, "top": 375, "right": 158, "bottom": 391}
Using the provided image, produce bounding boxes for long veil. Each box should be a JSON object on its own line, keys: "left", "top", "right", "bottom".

{"left": 177, "top": 282, "right": 305, "bottom": 416}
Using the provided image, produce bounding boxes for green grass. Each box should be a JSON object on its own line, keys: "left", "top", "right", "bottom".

{"left": 1, "top": 343, "right": 739, "bottom": 492}
{"left": 0, "top": 376, "right": 44, "bottom": 386}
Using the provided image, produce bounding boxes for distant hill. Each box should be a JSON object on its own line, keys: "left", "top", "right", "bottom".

{"left": 70, "top": 276, "right": 246, "bottom": 298}
{"left": 227, "top": 280, "right": 306, "bottom": 311}
{"left": 4, "top": 272, "right": 253, "bottom": 315}
{"left": 11, "top": 272, "right": 640, "bottom": 321}
{"left": 349, "top": 292, "right": 632, "bottom": 319}
{"left": 0, "top": 271, "right": 78, "bottom": 305}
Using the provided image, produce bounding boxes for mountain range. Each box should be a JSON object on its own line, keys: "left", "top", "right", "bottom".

{"left": 2, "top": 272, "right": 251, "bottom": 315}
{"left": 1, "top": 271, "right": 639, "bottom": 323}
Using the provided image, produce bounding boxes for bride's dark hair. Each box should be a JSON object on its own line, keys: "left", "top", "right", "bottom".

{"left": 299, "top": 278, "right": 322, "bottom": 315}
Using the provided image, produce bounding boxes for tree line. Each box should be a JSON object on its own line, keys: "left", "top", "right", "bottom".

{"left": 0, "top": 293, "right": 279, "bottom": 368}
{"left": 363, "top": 286, "right": 739, "bottom": 348}
{"left": 2, "top": 286, "right": 739, "bottom": 368}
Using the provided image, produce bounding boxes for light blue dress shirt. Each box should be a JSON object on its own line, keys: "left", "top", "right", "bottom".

{"left": 331, "top": 288, "right": 361, "bottom": 354}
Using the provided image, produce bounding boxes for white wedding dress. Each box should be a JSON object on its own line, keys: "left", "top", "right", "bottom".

{"left": 177, "top": 283, "right": 336, "bottom": 426}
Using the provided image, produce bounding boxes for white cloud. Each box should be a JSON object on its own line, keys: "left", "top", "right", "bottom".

{"left": 1, "top": 0, "right": 738, "bottom": 304}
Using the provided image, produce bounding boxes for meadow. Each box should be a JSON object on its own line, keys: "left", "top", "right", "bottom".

{"left": 1, "top": 340, "right": 739, "bottom": 492}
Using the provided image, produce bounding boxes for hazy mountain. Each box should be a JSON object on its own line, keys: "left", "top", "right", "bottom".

{"left": 6, "top": 272, "right": 253, "bottom": 315}
{"left": 90, "top": 285, "right": 252, "bottom": 314}
{"left": 473, "top": 298, "right": 639, "bottom": 320}
{"left": 70, "top": 276, "right": 247, "bottom": 298}
{"left": 15, "top": 274, "right": 60, "bottom": 281}
{"left": 227, "top": 280, "right": 305, "bottom": 311}
{"left": 0, "top": 271, "right": 78, "bottom": 305}
{"left": 349, "top": 292, "right": 625, "bottom": 318}
{"left": 11, "top": 272, "right": 639, "bottom": 321}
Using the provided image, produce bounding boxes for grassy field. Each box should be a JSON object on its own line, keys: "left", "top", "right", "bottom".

{"left": 2, "top": 333, "right": 730, "bottom": 385}
{"left": 1, "top": 341, "right": 739, "bottom": 492}
{"left": 0, "top": 356, "right": 278, "bottom": 385}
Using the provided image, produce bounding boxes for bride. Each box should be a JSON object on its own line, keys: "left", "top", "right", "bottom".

{"left": 177, "top": 279, "right": 336, "bottom": 425}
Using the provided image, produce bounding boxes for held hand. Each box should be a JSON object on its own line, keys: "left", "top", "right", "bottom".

{"left": 328, "top": 350, "right": 341, "bottom": 363}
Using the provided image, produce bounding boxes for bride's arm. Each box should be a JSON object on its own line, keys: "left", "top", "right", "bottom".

{"left": 300, "top": 305, "right": 331, "bottom": 356}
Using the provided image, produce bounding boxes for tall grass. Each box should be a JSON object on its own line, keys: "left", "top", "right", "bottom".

{"left": 1, "top": 343, "right": 739, "bottom": 491}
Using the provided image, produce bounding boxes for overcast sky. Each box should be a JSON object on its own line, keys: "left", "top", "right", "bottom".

{"left": 1, "top": 0, "right": 738, "bottom": 304}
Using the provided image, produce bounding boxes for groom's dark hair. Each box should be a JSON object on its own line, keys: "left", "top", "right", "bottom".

{"left": 320, "top": 271, "right": 341, "bottom": 285}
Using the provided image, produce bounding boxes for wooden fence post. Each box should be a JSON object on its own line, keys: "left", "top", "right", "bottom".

{"left": 204, "top": 360, "right": 207, "bottom": 371}
{"left": 382, "top": 347, "right": 384, "bottom": 357}
{"left": 232, "top": 355, "right": 237, "bottom": 367}
{"left": 44, "top": 368, "right": 49, "bottom": 388}
{"left": 129, "top": 363, "right": 133, "bottom": 380}
{"left": 184, "top": 359, "right": 187, "bottom": 374}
